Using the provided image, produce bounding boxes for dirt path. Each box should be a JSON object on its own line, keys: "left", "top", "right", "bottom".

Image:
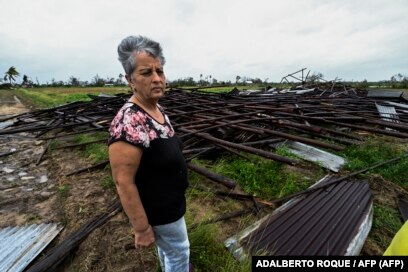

{"left": 0, "top": 95, "right": 28, "bottom": 116}
{"left": 0, "top": 97, "right": 56, "bottom": 228}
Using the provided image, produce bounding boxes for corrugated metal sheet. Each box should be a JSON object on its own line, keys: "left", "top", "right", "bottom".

{"left": 25, "top": 200, "right": 121, "bottom": 272}
{"left": 367, "top": 90, "right": 402, "bottom": 98}
{"left": 375, "top": 103, "right": 400, "bottom": 123}
{"left": 225, "top": 176, "right": 372, "bottom": 257}
{"left": 0, "top": 223, "right": 63, "bottom": 272}
{"left": 281, "top": 141, "right": 346, "bottom": 172}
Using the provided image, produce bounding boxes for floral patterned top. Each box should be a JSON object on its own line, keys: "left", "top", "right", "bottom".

{"left": 108, "top": 102, "right": 174, "bottom": 148}
{"left": 108, "top": 101, "right": 188, "bottom": 226}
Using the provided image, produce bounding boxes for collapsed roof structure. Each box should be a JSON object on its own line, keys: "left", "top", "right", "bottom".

{"left": 1, "top": 74, "right": 408, "bottom": 266}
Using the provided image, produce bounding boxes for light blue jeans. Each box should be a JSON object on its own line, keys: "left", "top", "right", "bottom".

{"left": 153, "top": 216, "right": 190, "bottom": 272}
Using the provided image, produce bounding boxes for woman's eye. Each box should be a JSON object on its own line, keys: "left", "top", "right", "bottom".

{"left": 140, "top": 71, "right": 152, "bottom": 76}
{"left": 139, "top": 69, "right": 164, "bottom": 77}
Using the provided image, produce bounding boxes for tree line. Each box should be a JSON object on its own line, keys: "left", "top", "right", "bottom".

{"left": 1, "top": 67, "right": 127, "bottom": 88}
{"left": 2, "top": 66, "right": 408, "bottom": 89}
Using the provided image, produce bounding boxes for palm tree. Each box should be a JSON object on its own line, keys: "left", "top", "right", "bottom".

{"left": 4, "top": 66, "right": 20, "bottom": 84}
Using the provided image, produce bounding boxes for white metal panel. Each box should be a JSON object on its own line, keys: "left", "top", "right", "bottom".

{"left": 375, "top": 103, "right": 400, "bottom": 123}
{"left": 282, "top": 141, "right": 346, "bottom": 172}
{"left": 0, "top": 223, "right": 63, "bottom": 272}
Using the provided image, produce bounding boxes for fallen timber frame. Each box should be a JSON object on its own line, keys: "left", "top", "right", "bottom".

{"left": 179, "top": 128, "right": 299, "bottom": 165}
{"left": 270, "top": 152, "right": 408, "bottom": 206}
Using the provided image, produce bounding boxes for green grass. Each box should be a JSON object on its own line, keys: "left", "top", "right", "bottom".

{"left": 101, "top": 176, "right": 115, "bottom": 190}
{"left": 342, "top": 139, "right": 408, "bottom": 188}
{"left": 192, "top": 153, "right": 316, "bottom": 199}
{"left": 14, "top": 87, "right": 128, "bottom": 108}
{"left": 179, "top": 85, "right": 272, "bottom": 94}
{"left": 58, "top": 184, "right": 71, "bottom": 197}
{"left": 48, "top": 139, "right": 59, "bottom": 150}
{"left": 73, "top": 132, "right": 107, "bottom": 143}
{"left": 379, "top": 158, "right": 408, "bottom": 187}
{"left": 81, "top": 143, "right": 107, "bottom": 163}
{"left": 372, "top": 205, "right": 402, "bottom": 233}
{"left": 189, "top": 224, "right": 251, "bottom": 272}
{"left": 339, "top": 139, "right": 407, "bottom": 252}
{"left": 200, "top": 86, "right": 240, "bottom": 93}
{"left": 72, "top": 132, "right": 108, "bottom": 163}
{"left": 343, "top": 140, "right": 397, "bottom": 170}
{"left": 186, "top": 176, "right": 217, "bottom": 201}
{"left": 14, "top": 88, "right": 92, "bottom": 108}
{"left": 274, "top": 145, "right": 301, "bottom": 159}
{"left": 372, "top": 205, "right": 404, "bottom": 248}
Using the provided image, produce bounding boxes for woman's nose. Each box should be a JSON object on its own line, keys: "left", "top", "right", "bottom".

{"left": 152, "top": 71, "right": 162, "bottom": 82}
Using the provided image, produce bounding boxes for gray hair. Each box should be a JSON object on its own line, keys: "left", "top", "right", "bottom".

{"left": 117, "top": 35, "right": 166, "bottom": 75}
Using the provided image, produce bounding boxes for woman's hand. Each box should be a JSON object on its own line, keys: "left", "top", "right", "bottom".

{"left": 134, "top": 224, "right": 155, "bottom": 248}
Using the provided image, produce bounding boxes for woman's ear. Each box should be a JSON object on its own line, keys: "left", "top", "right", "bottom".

{"left": 125, "top": 74, "right": 132, "bottom": 85}
{"left": 125, "top": 74, "right": 135, "bottom": 91}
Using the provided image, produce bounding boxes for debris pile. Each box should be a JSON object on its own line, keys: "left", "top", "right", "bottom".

{"left": 1, "top": 80, "right": 408, "bottom": 261}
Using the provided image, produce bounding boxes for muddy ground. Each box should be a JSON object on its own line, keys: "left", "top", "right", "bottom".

{"left": 0, "top": 95, "right": 407, "bottom": 271}
{"left": 0, "top": 97, "right": 160, "bottom": 271}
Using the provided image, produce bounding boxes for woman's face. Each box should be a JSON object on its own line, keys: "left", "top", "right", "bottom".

{"left": 127, "top": 51, "right": 166, "bottom": 102}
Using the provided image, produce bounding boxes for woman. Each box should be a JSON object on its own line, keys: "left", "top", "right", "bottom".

{"left": 108, "top": 35, "right": 190, "bottom": 272}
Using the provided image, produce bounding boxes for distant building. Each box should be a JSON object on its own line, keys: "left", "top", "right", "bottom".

{"left": 104, "top": 83, "right": 114, "bottom": 87}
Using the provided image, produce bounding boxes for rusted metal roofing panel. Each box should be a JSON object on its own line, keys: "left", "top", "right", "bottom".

{"left": 367, "top": 90, "right": 402, "bottom": 98}
{"left": 225, "top": 176, "right": 372, "bottom": 257}
{"left": 0, "top": 223, "right": 63, "bottom": 272}
{"left": 279, "top": 141, "right": 346, "bottom": 172}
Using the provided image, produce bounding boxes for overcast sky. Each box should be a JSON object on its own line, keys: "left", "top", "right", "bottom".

{"left": 0, "top": 0, "right": 407, "bottom": 84}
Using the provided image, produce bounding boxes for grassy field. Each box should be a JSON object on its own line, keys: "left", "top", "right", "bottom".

{"left": 4, "top": 86, "right": 408, "bottom": 270}
{"left": 11, "top": 86, "right": 130, "bottom": 108}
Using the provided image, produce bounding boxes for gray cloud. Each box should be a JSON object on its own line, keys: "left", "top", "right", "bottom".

{"left": 0, "top": 0, "right": 407, "bottom": 84}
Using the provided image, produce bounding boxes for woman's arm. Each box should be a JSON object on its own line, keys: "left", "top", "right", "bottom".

{"left": 109, "top": 141, "right": 155, "bottom": 247}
